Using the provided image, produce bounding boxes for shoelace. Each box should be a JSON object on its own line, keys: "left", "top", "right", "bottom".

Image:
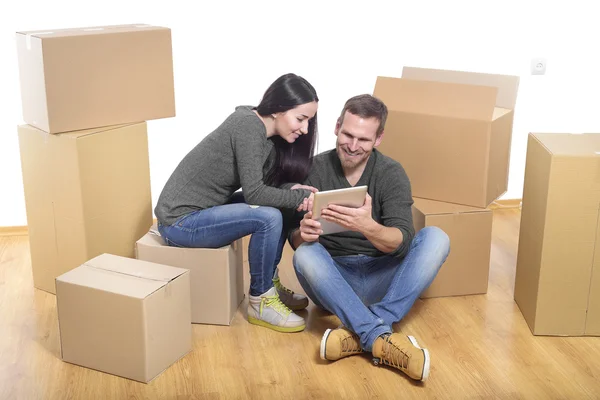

{"left": 341, "top": 334, "right": 363, "bottom": 354}
{"left": 381, "top": 336, "right": 410, "bottom": 370}
{"left": 260, "top": 295, "right": 292, "bottom": 317}
{"left": 273, "top": 277, "right": 294, "bottom": 295}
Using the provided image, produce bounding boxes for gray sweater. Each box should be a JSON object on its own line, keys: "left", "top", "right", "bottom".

{"left": 290, "top": 149, "right": 415, "bottom": 259}
{"left": 155, "top": 106, "right": 311, "bottom": 226}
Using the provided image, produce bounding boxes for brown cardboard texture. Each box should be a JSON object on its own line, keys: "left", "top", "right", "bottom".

{"left": 515, "top": 133, "right": 600, "bottom": 336}
{"left": 136, "top": 227, "right": 245, "bottom": 325}
{"left": 373, "top": 67, "right": 519, "bottom": 208}
{"left": 16, "top": 24, "right": 175, "bottom": 133}
{"left": 17, "top": 122, "right": 153, "bottom": 294}
{"left": 56, "top": 254, "right": 192, "bottom": 383}
{"left": 413, "top": 197, "right": 493, "bottom": 298}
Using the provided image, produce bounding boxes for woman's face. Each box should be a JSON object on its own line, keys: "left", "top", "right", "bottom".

{"left": 274, "top": 101, "right": 318, "bottom": 143}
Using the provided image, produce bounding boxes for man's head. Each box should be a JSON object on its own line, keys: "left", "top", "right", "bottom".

{"left": 335, "top": 94, "right": 388, "bottom": 170}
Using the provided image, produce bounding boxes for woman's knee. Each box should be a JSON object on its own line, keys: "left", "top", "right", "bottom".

{"left": 254, "top": 206, "right": 283, "bottom": 231}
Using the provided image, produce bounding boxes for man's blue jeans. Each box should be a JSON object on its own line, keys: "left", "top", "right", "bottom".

{"left": 158, "top": 193, "right": 287, "bottom": 296}
{"left": 292, "top": 226, "right": 450, "bottom": 351}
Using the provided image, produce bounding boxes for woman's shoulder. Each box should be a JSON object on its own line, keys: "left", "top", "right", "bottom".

{"left": 224, "top": 105, "right": 265, "bottom": 133}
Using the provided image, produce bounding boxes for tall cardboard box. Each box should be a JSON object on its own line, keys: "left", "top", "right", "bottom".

{"left": 136, "top": 228, "right": 245, "bottom": 325}
{"left": 18, "top": 122, "right": 153, "bottom": 294}
{"left": 373, "top": 67, "right": 520, "bottom": 208}
{"left": 412, "top": 197, "right": 493, "bottom": 298}
{"left": 16, "top": 24, "right": 175, "bottom": 133}
{"left": 56, "top": 254, "right": 192, "bottom": 383}
{"left": 515, "top": 133, "right": 600, "bottom": 336}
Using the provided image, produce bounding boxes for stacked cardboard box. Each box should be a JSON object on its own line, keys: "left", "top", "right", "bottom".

{"left": 16, "top": 24, "right": 175, "bottom": 293}
{"left": 514, "top": 133, "right": 600, "bottom": 336}
{"left": 373, "top": 67, "right": 520, "bottom": 298}
{"left": 15, "top": 24, "right": 187, "bottom": 382}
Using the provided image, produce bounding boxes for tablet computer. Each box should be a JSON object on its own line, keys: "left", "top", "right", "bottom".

{"left": 312, "top": 185, "right": 368, "bottom": 235}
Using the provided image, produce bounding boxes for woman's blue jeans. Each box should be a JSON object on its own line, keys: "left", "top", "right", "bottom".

{"left": 158, "top": 193, "right": 286, "bottom": 296}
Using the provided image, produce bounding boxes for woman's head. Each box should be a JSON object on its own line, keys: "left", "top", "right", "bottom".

{"left": 257, "top": 73, "right": 319, "bottom": 187}
{"left": 256, "top": 73, "right": 318, "bottom": 144}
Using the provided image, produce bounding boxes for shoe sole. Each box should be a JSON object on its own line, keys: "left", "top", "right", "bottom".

{"left": 248, "top": 316, "right": 305, "bottom": 333}
{"left": 407, "top": 335, "right": 430, "bottom": 382}
{"left": 320, "top": 328, "right": 333, "bottom": 360}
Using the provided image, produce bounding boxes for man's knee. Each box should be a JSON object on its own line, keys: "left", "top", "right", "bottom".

{"left": 293, "top": 242, "right": 325, "bottom": 281}
{"left": 420, "top": 226, "right": 450, "bottom": 257}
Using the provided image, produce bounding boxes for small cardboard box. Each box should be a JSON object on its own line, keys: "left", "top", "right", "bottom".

{"left": 16, "top": 24, "right": 175, "bottom": 133}
{"left": 413, "top": 197, "right": 493, "bottom": 298}
{"left": 373, "top": 67, "right": 520, "bottom": 208}
{"left": 515, "top": 133, "right": 600, "bottom": 336}
{"left": 56, "top": 254, "right": 192, "bottom": 383}
{"left": 136, "top": 227, "right": 244, "bottom": 325}
{"left": 17, "top": 122, "right": 153, "bottom": 294}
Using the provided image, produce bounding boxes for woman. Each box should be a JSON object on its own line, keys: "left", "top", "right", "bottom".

{"left": 155, "top": 73, "right": 319, "bottom": 333}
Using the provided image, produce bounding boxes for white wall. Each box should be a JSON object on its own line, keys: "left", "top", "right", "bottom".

{"left": 1, "top": 0, "right": 599, "bottom": 227}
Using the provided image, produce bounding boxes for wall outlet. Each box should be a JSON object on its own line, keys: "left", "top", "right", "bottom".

{"left": 531, "top": 57, "right": 547, "bottom": 75}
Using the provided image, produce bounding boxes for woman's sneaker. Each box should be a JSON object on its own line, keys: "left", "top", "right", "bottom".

{"left": 272, "top": 268, "right": 309, "bottom": 311}
{"left": 320, "top": 327, "right": 364, "bottom": 361}
{"left": 248, "top": 287, "right": 305, "bottom": 333}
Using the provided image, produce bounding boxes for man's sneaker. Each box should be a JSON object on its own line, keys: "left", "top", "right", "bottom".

{"left": 320, "top": 327, "right": 364, "bottom": 361}
{"left": 272, "top": 268, "right": 309, "bottom": 311}
{"left": 371, "top": 333, "right": 430, "bottom": 382}
{"left": 248, "top": 287, "right": 305, "bottom": 333}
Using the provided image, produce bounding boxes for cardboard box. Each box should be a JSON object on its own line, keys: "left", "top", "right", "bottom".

{"left": 18, "top": 122, "right": 153, "bottom": 294}
{"left": 373, "top": 67, "right": 520, "bottom": 208}
{"left": 413, "top": 197, "right": 493, "bottom": 298}
{"left": 136, "top": 227, "right": 244, "bottom": 325}
{"left": 514, "top": 133, "right": 600, "bottom": 336}
{"left": 56, "top": 254, "right": 192, "bottom": 383}
{"left": 16, "top": 24, "right": 175, "bottom": 133}
{"left": 243, "top": 235, "right": 250, "bottom": 262}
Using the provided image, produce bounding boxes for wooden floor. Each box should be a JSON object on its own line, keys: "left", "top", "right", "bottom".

{"left": 1, "top": 209, "right": 599, "bottom": 399}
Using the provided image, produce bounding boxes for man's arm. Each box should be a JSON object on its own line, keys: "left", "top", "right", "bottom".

{"left": 320, "top": 193, "right": 403, "bottom": 254}
{"left": 360, "top": 218, "right": 403, "bottom": 254}
{"left": 289, "top": 228, "right": 304, "bottom": 250}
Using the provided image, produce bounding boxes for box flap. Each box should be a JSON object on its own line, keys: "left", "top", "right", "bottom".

{"left": 56, "top": 253, "right": 187, "bottom": 299}
{"left": 16, "top": 24, "right": 168, "bottom": 39}
{"left": 18, "top": 122, "right": 141, "bottom": 139}
{"left": 57, "top": 264, "right": 166, "bottom": 299}
{"left": 532, "top": 133, "right": 600, "bottom": 156}
{"left": 137, "top": 230, "right": 167, "bottom": 247}
{"left": 413, "top": 197, "right": 490, "bottom": 216}
{"left": 493, "top": 108, "right": 512, "bottom": 120}
{"left": 86, "top": 253, "right": 186, "bottom": 282}
{"left": 402, "top": 66, "right": 520, "bottom": 109}
{"left": 373, "top": 76, "right": 497, "bottom": 120}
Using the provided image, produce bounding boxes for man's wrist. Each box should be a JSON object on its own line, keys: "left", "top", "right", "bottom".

{"left": 361, "top": 219, "right": 382, "bottom": 238}
{"left": 290, "top": 228, "right": 303, "bottom": 249}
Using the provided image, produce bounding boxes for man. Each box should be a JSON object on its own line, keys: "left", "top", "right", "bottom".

{"left": 288, "top": 94, "right": 450, "bottom": 382}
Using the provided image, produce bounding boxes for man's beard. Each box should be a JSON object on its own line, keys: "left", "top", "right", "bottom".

{"left": 338, "top": 147, "right": 365, "bottom": 168}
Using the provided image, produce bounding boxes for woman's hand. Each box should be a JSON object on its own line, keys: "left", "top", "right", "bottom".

{"left": 291, "top": 184, "right": 319, "bottom": 193}
{"left": 296, "top": 192, "right": 315, "bottom": 212}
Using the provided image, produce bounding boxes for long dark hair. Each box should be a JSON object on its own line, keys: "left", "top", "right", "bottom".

{"left": 256, "top": 73, "right": 319, "bottom": 187}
